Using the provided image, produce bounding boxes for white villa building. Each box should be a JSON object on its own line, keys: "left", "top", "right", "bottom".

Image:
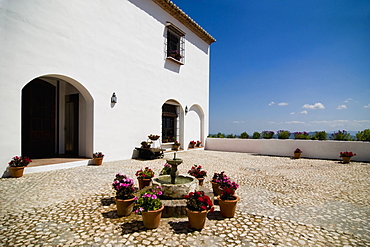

{"left": 0, "top": 0, "right": 215, "bottom": 176}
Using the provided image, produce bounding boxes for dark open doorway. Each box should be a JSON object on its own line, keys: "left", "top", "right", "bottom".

{"left": 22, "top": 78, "right": 56, "bottom": 158}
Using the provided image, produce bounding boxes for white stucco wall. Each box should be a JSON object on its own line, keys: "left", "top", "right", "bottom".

{"left": 205, "top": 138, "right": 370, "bottom": 162}
{"left": 0, "top": 0, "right": 211, "bottom": 176}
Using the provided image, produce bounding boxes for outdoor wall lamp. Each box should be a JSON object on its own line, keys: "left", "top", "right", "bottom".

{"left": 185, "top": 106, "right": 188, "bottom": 115}
{"left": 111, "top": 92, "right": 117, "bottom": 103}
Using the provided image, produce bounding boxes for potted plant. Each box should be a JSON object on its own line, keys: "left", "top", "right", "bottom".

{"left": 168, "top": 50, "right": 182, "bottom": 60}
{"left": 159, "top": 163, "right": 172, "bottom": 175}
{"left": 184, "top": 191, "right": 214, "bottom": 230}
{"left": 196, "top": 141, "right": 202, "bottom": 147}
{"left": 340, "top": 151, "right": 356, "bottom": 163}
{"left": 294, "top": 131, "right": 310, "bottom": 140}
{"left": 261, "top": 131, "right": 274, "bottom": 139}
{"left": 93, "top": 152, "right": 104, "bottom": 165}
{"left": 136, "top": 167, "right": 154, "bottom": 189}
{"left": 277, "top": 130, "right": 290, "bottom": 139}
{"left": 172, "top": 141, "right": 180, "bottom": 151}
{"left": 211, "top": 171, "right": 226, "bottom": 196}
{"left": 188, "top": 165, "right": 207, "bottom": 186}
{"left": 218, "top": 176, "right": 239, "bottom": 218}
{"left": 148, "top": 134, "right": 160, "bottom": 141}
{"left": 134, "top": 186, "right": 164, "bottom": 229}
{"left": 112, "top": 173, "right": 137, "bottom": 216}
{"left": 294, "top": 148, "right": 302, "bottom": 159}
{"left": 189, "top": 140, "right": 196, "bottom": 148}
{"left": 8, "top": 156, "right": 32, "bottom": 178}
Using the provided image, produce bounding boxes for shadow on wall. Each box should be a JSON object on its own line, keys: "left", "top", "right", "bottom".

{"left": 164, "top": 59, "right": 181, "bottom": 73}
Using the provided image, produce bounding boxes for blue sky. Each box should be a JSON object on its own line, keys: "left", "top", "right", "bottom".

{"left": 171, "top": 0, "right": 370, "bottom": 135}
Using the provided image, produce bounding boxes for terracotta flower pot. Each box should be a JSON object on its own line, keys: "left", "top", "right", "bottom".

{"left": 9, "top": 166, "right": 25, "bottom": 178}
{"left": 197, "top": 177, "right": 205, "bottom": 186}
{"left": 142, "top": 205, "right": 164, "bottom": 229}
{"left": 186, "top": 208, "right": 208, "bottom": 230}
{"left": 293, "top": 153, "right": 301, "bottom": 159}
{"left": 93, "top": 157, "right": 103, "bottom": 165}
{"left": 138, "top": 178, "right": 151, "bottom": 190}
{"left": 115, "top": 197, "right": 135, "bottom": 217}
{"left": 211, "top": 181, "right": 222, "bottom": 196}
{"left": 218, "top": 195, "right": 239, "bottom": 218}
{"left": 342, "top": 157, "right": 351, "bottom": 163}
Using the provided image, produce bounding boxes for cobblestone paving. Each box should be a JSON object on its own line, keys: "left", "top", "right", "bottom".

{"left": 1, "top": 150, "right": 369, "bottom": 246}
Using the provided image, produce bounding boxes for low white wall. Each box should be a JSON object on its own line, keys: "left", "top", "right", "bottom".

{"left": 205, "top": 138, "right": 370, "bottom": 162}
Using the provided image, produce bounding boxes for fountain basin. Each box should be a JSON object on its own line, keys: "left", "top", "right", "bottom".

{"left": 152, "top": 175, "right": 199, "bottom": 199}
{"left": 166, "top": 158, "right": 183, "bottom": 166}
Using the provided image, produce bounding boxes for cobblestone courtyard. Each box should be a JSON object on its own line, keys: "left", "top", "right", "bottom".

{"left": 1, "top": 150, "right": 369, "bottom": 246}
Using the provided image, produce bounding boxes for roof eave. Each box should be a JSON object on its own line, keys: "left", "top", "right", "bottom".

{"left": 152, "top": 0, "right": 216, "bottom": 45}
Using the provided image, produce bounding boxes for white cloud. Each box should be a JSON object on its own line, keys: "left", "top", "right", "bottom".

{"left": 300, "top": 110, "right": 308, "bottom": 114}
{"left": 268, "top": 101, "right": 275, "bottom": 106}
{"left": 336, "top": 105, "right": 347, "bottom": 110}
{"left": 364, "top": 103, "right": 370, "bottom": 108}
{"left": 302, "top": 102, "right": 325, "bottom": 110}
{"left": 290, "top": 112, "right": 295, "bottom": 115}
{"left": 344, "top": 98, "right": 353, "bottom": 103}
{"left": 232, "top": 121, "right": 245, "bottom": 124}
{"left": 308, "top": 120, "right": 370, "bottom": 128}
{"left": 278, "top": 102, "right": 288, "bottom": 106}
{"left": 285, "top": 121, "right": 305, "bottom": 124}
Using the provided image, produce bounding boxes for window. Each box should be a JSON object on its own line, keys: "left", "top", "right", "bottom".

{"left": 166, "top": 22, "right": 185, "bottom": 64}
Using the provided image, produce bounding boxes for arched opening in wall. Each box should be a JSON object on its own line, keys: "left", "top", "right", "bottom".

{"left": 21, "top": 75, "right": 93, "bottom": 159}
{"left": 187, "top": 104, "right": 205, "bottom": 147}
{"left": 161, "top": 100, "right": 184, "bottom": 146}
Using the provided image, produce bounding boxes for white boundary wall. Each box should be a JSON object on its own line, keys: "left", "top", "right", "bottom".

{"left": 205, "top": 138, "right": 370, "bottom": 162}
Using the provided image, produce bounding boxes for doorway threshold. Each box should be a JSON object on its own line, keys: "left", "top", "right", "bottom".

{"left": 25, "top": 158, "right": 90, "bottom": 174}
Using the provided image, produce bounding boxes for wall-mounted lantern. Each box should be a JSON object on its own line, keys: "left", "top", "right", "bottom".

{"left": 185, "top": 106, "right": 188, "bottom": 115}
{"left": 111, "top": 92, "right": 117, "bottom": 103}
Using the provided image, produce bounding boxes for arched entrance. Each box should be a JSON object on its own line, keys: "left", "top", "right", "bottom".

{"left": 161, "top": 100, "right": 184, "bottom": 148}
{"left": 186, "top": 104, "right": 205, "bottom": 147}
{"left": 22, "top": 75, "right": 93, "bottom": 159}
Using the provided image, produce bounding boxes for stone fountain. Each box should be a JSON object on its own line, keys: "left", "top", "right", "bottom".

{"left": 152, "top": 152, "right": 198, "bottom": 199}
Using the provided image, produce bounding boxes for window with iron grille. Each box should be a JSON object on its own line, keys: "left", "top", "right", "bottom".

{"left": 165, "top": 22, "right": 185, "bottom": 64}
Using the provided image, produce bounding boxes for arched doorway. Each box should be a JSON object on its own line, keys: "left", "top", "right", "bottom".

{"left": 22, "top": 75, "right": 93, "bottom": 159}
{"left": 161, "top": 100, "right": 184, "bottom": 148}
{"left": 187, "top": 104, "right": 205, "bottom": 146}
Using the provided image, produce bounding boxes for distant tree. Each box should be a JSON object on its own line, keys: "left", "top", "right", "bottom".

{"left": 216, "top": 132, "right": 225, "bottom": 138}
{"left": 356, "top": 129, "right": 370, "bottom": 141}
{"left": 240, "top": 131, "right": 249, "bottom": 139}
{"left": 252, "top": 132, "right": 261, "bottom": 139}
{"left": 226, "top": 134, "right": 236, "bottom": 138}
